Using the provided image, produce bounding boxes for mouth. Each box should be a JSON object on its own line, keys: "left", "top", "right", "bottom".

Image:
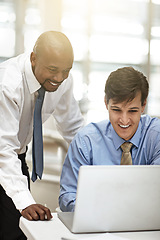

{"left": 119, "top": 124, "right": 130, "bottom": 128}
{"left": 49, "top": 81, "right": 60, "bottom": 86}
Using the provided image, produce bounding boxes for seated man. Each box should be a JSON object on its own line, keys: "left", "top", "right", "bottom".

{"left": 59, "top": 66, "right": 160, "bottom": 212}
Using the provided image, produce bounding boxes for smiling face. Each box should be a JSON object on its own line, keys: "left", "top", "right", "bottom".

{"left": 30, "top": 47, "right": 73, "bottom": 92}
{"left": 30, "top": 31, "right": 74, "bottom": 92}
{"left": 105, "top": 92, "right": 146, "bottom": 141}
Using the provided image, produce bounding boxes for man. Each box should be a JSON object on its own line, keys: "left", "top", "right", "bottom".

{"left": 59, "top": 66, "right": 160, "bottom": 212}
{"left": 0, "top": 31, "right": 84, "bottom": 239}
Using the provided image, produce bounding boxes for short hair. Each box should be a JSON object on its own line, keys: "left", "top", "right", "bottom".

{"left": 104, "top": 67, "right": 149, "bottom": 106}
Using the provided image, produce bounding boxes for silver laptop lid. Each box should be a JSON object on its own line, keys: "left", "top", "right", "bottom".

{"left": 71, "top": 165, "right": 160, "bottom": 233}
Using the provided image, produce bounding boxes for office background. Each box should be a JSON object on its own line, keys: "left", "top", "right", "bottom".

{"left": 1, "top": 0, "right": 160, "bottom": 211}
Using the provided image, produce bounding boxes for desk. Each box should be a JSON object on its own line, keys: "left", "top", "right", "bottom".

{"left": 20, "top": 213, "right": 160, "bottom": 240}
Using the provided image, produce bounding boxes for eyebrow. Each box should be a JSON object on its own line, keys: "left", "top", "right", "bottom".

{"left": 111, "top": 106, "right": 119, "bottom": 109}
{"left": 111, "top": 106, "right": 140, "bottom": 110}
{"left": 46, "top": 66, "right": 58, "bottom": 70}
{"left": 47, "top": 65, "right": 72, "bottom": 71}
{"left": 48, "top": 66, "right": 57, "bottom": 69}
{"left": 129, "top": 107, "right": 140, "bottom": 110}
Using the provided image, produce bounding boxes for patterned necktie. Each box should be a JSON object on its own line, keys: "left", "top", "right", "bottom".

{"left": 120, "top": 142, "right": 133, "bottom": 165}
{"left": 32, "top": 87, "right": 45, "bottom": 182}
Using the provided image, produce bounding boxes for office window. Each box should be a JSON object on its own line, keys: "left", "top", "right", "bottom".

{"left": 0, "top": 1, "right": 15, "bottom": 58}
{"left": 1, "top": 0, "right": 160, "bottom": 120}
{"left": 24, "top": 1, "right": 41, "bottom": 52}
{"left": 148, "top": 1, "right": 160, "bottom": 116}
{"left": 61, "top": 0, "right": 153, "bottom": 122}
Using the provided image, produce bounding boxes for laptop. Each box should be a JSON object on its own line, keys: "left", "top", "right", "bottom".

{"left": 58, "top": 165, "right": 160, "bottom": 233}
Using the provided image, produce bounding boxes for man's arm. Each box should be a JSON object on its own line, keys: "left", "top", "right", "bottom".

{"left": 0, "top": 86, "right": 36, "bottom": 210}
{"left": 53, "top": 74, "right": 84, "bottom": 144}
{"left": 0, "top": 85, "right": 52, "bottom": 219}
{"left": 148, "top": 129, "right": 160, "bottom": 165}
{"left": 59, "top": 132, "right": 90, "bottom": 212}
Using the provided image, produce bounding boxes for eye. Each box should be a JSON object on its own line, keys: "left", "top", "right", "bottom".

{"left": 112, "top": 109, "right": 121, "bottom": 112}
{"left": 129, "top": 110, "right": 138, "bottom": 113}
{"left": 63, "top": 69, "right": 70, "bottom": 74}
{"left": 46, "top": 66, "right": 58, "bottom": 73}
{"left": 62, "top": 70, "right": 70, "bottom": 79}
{"left": 49, "top": 68, "right": 57, "bottom": 73}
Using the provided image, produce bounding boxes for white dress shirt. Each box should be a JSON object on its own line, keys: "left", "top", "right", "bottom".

{"left": 0, "top": 53, "right": 84, "bottom": 210}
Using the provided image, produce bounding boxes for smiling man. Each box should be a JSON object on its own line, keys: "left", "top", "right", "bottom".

{"left": 30, "top": 31, "right": 74, "bottom": 92}
{"left": 59, "top": 66, "right": 160, "bottom": 212}
{"left": 0, "top": 31, "right": 84, "bottom": 240}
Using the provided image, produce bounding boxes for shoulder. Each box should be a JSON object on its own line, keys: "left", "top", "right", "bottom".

{"left": 0, "top": 53, "right": 28, "bottom": 91}
{"left": 73, "top": 119, "right": 109, "bottom": 141}
{"left": 0, "top": 53, "right": 28, "bottom": 71}
{"left": 68, "top": 120, "right": 110, "bottom": 156}
{"left": 141, "top": 114, "right": 160, "bottom": 133}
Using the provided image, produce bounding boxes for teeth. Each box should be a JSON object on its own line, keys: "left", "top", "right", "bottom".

{"left": 50, "top": 82, "right": 58, "bottom": 86}
{"left": 119, "top": 124, "right": 130, "bottom": 128}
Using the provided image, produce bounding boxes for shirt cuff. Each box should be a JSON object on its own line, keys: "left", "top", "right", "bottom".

{"left": 12, "top": 190, "right": 36, "bottom": 210}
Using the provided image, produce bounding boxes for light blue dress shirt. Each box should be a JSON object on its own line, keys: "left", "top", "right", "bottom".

{"left": 59, "top": 115, "right": 160, "bottom": 212}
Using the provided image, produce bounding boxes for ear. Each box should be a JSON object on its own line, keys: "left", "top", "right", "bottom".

{"left": 104, "top": 96, "right": 109, "bottom": 110}
{"left": 141, "top": 98, "right": 147, "bottom": 113}
{"left": 30, "top": 52, "right": 36, "bottom": 67}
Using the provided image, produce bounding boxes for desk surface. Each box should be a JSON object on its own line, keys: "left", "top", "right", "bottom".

{"left": 20, "top": 213, "right": 160, "bottom": 240}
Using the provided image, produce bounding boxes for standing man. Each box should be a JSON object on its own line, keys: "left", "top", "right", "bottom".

{"left": 59, "top": 66, "right": 160, "bottom": 212}
{"left": 0, "top": 31, "right": 84, "bottom": 239}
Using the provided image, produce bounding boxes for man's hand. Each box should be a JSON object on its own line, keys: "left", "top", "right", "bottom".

{"left": 21, "top": 204, "right": 52, "bottom": 221}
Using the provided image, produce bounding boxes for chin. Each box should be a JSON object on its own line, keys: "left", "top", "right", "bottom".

{"left": 118, "top": 133, "right": 131, "bottom": 141}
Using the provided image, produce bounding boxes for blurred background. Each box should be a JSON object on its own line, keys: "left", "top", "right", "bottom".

{"left": 1, "top": 0, "right": 160, "bottom": 211}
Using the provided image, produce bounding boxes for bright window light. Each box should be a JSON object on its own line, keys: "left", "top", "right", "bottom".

{"left": 89, "top": 35, "right": 148, "bottom": 64}
{"left": 151, "top": 26, "right": 160, "bottom": 37}
{"left": 0, "top": 28, "right": 15, "bottom": 57}
{"left": 25, "top": 9, "right": 41, "bottom": 25}
{"left": 93, "top": 16, "right": 144, "bottom": 35}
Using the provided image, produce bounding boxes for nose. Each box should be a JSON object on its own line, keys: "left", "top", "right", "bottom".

{"left": 119, "top": 112, "right": 129, "bottom": 125}
{"left": 53, "top": 72, "right": 64, "bottom": 83}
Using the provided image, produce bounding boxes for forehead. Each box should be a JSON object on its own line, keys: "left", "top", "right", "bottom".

{"left": 38, "top": 47, "right": 73, "bottom": 69}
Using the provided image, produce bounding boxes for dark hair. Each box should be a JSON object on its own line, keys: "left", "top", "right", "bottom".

{"left": 104, "top": 67, "right": 149, "bottom": 106}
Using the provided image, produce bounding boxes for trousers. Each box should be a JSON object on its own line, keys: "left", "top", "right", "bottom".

{"left": 0, "top": 150, "right": 30, "bottom": 240}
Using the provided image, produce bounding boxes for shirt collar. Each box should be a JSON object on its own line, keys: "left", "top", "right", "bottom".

{"left": 109, "top": 118, "right": 142, "bottom": 150}
{"left": 130, "top": 119, "right": 141, "bottom": 148}
{"left": 24, "top": 54, "right": 41, "bottom": 94}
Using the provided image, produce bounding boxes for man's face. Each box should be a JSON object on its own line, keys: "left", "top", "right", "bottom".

{"left": 105, "top": 92, "right": 146, "bottom": 141}
{"left": 30, "top": 47, "right": 73, "bottom": 92}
